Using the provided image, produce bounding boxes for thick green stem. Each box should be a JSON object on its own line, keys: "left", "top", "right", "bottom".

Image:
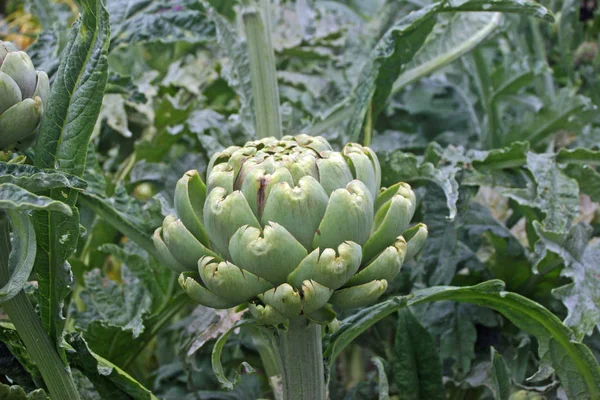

{"left": 276, "top": 317, "right": 325, "bottom": 400}
{"left": 243, "top": 4, "right": 282, "bottom": 139}
{"left": 0, "top": 215, "right": 81, "bottom": 400}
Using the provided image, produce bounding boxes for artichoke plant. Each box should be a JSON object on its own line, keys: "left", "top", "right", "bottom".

{"left": 154, "top": 134, "right": 427, "bottom": 325}
{"left": 0, "top": 41, "right": 49, "bottom": 151}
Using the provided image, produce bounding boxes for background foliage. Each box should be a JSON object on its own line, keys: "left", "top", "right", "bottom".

{"left": 1, "top": 0, "right": 600, "bottom": 399}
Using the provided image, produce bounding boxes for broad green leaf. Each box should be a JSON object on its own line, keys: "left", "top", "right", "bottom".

{"left": 509, "top": 89, "right": 593, "bottom": 147}
{"left": 0, "top": 163, "right": 86, "bottom": 193}
{"left": 392, "top": 308, "right": 444, "bottom": 400}
{"left": 211, "top": 319, "right": 257, "bottom": 390}
{"left": 31, "top": 0, "right": 110, "bottom": 357}
{"left": 393, "top": 13, "right": 503, "bottom": 93}
{"left": 78, "top": 188, "right": 161, "bottom": 259}
{"left": 533, "top": 222, "right": 600, "bottom": 338}
{"left": 489, "top": 347, "right": 511, "bottom": 400}
{"left": 348, "top": 0, "right": 553, "bottom": 142}
{"left": 107, "top": 0, "right": 214, "bottom": 48}
{"left": 324, "top": 280, "right": 600, "bottom": 399}
{"left": 0, "top": 184, "right": 72, "bottom": 215}
{"left": 556, "top": 148, "right": 600, "bottom": 202}
{"left": 98, "top": 244, "right": 171, "bottom": 313}
{"left": 347, "top": 4, "right": 438, "bottom": 142}
{"left": 73, "top": 269, "right": 152, "bottom": 340}
{"left": 66, "top": 333, "right": 159, "bottom": 400}
{"left": 0, "top": 383, "right": 48, "bottom": 400}
{"left": 0, "top": 211, "right": 36, "bottom": 305}
{"left": 526, "top": 153, "right": 579, "bottom": 233}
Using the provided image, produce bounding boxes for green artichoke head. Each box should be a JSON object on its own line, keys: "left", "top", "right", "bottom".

{"left": 0, "top": 41, "right": 49, "bottom": 151}
{"left": 154, "top": 134, "right": 428, "bottom": 325}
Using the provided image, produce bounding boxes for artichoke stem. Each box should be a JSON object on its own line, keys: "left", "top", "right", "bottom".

{"left": 276, "top": 316, "right": 326, "bottom": 400}
{"left": 0, "top": 214, "right": 81, "bottom": 400}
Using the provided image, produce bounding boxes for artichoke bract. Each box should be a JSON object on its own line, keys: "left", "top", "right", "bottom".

{"left": 154, "top": 134, "right": 427, "bottom": 325}
{"left": 0, "top": 41, "right": 49, "bottom": 151}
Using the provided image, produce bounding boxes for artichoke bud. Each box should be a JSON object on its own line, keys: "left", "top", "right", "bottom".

{"left": 0, "top": 41, "right": 48, "bottom": 151}
{"left": 160, "top": 134, "right": 427, "bottom": 325}
{"left": 316, "top": 151, "right": 354, "bottom": 195}
{"left": 199, "top": 257, "right": 273, "bottom": 304}
{"left": 343, "top": 143, "right": 381, "bottom": 199}
{"left": 288, "top": 241, "right": 362, "bottom": 290}
{"left": 162, "top": 215, "right": 219, "bottom": 268}
{"left": 362, "top": 184, "right": 415, "bottom": 263}
{"left": 174, "top": 170, "right": 209, "bottom": 245}
{"left": 249, "top": 303, "right": 288, "bottom": 326}
{"left": 206, "top": 163, "right": 235, "bottom": 194}
{"left": 229, "top": 223, "right": 307, "bottom": 284}
{"left": 259, "top": 283, "right": 302, "bottom": 317}
{"left": 330, "top": 279, "right": 388, "bottom": 309}
{"left": 207, "top": 145, "right": 239, "bottom": 174}
{"left": 346, "top": 237, "right": 406, "bottom": 286}
{"left": 301, "top": 280, "right": 333, "bottom": 314}
{"left": 261, "top": 176, "right": 329, "bottom": 250}
{"left": 313, "top": 180, "right": 373, "bottom": 250}
{"left": 152, "top": 227, "right": 189, "bottom": 273}
{"left": 403, "top": 223, "right": 428, "bottom": 259}
{"left": 179, "top": 272, "right": 238, "bottom": 309}
{"left": 291, "top": 133, "right": 332, "bottom": 153}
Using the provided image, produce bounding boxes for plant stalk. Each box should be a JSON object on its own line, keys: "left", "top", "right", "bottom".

{"left": 276, "top": 317, "right": 326, "bottom": 400}
{"left": 0, "top": 214, "right": 81, "bottom": 400}
{"left": 243, "top": 3, "right": 282, "bottom": 139}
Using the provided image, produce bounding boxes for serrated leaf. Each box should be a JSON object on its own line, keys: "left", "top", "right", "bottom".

{"left": 526, "top": 152, "right": 579, "bottom": 233}
{"left": 107, "top": 0, "right": 213, "bottom": 48}
{"left": 0, "top": 185, "right": 72, "bottom": 215}
{"left": 31, "top": 0, "right": 110, "bottom": 357}
{"left": 0, "top": 163, "right": 86, "bottom": 193}
{"left": 380, "top": 150, "right": 459, "bottom": 219}
{"left": 533, "top": 222, "right": 600, "bottom": 338}
{"left": 392, "top": 309, "right": 444, "bottom": 400}
{"left": 73, "top": 269, "right": 152, "bottom": 340}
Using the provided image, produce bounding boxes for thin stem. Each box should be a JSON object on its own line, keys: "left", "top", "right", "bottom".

{"left": 0, "top": 215, "right": 81, "bottom": 400}
{"left": 363, "top": 103, "right": 373, "bottom": 147}
{"left": 472, "top": 49, "right": 500, "bottom": 149}
{"left": 243, "top": 4, "right": 282, "bottom": 139}
{"left": 276, "top": 317, "right": 325, "bottom": 400}
{"left": 530, "top": 19, "right": 555, "bottom": 99}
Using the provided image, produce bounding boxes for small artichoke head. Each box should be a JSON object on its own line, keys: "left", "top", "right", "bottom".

{"left": 0, "top": 41, "right": 49, "bottom": 151}
{"left": 154, "top": 134, "right": 428, "bottom": 325}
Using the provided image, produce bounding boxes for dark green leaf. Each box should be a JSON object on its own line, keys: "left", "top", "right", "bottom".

{"left": 0, "top": 185, "right": 72, "bottom": 215}
{"left": 489, "top": 347, "right": 511, "bottom": 400}
{"left": 0, "top": 163, "right": 86, "bottom": 193}
{"left": 31, "top": 0, "right": 110, "bottom": 356}
{"left": 392, "top": 308, "right": 444, "bottom": 400}
{"left": 211, "top": 320, "right": 257, "bottom": 390}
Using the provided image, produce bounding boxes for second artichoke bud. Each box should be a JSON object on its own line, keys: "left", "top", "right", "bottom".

{"left": 154, "top": 134, "right": 428, "bottom": 325}
{"left": 0, "top": 41, "right": 49, "bottom": 151}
